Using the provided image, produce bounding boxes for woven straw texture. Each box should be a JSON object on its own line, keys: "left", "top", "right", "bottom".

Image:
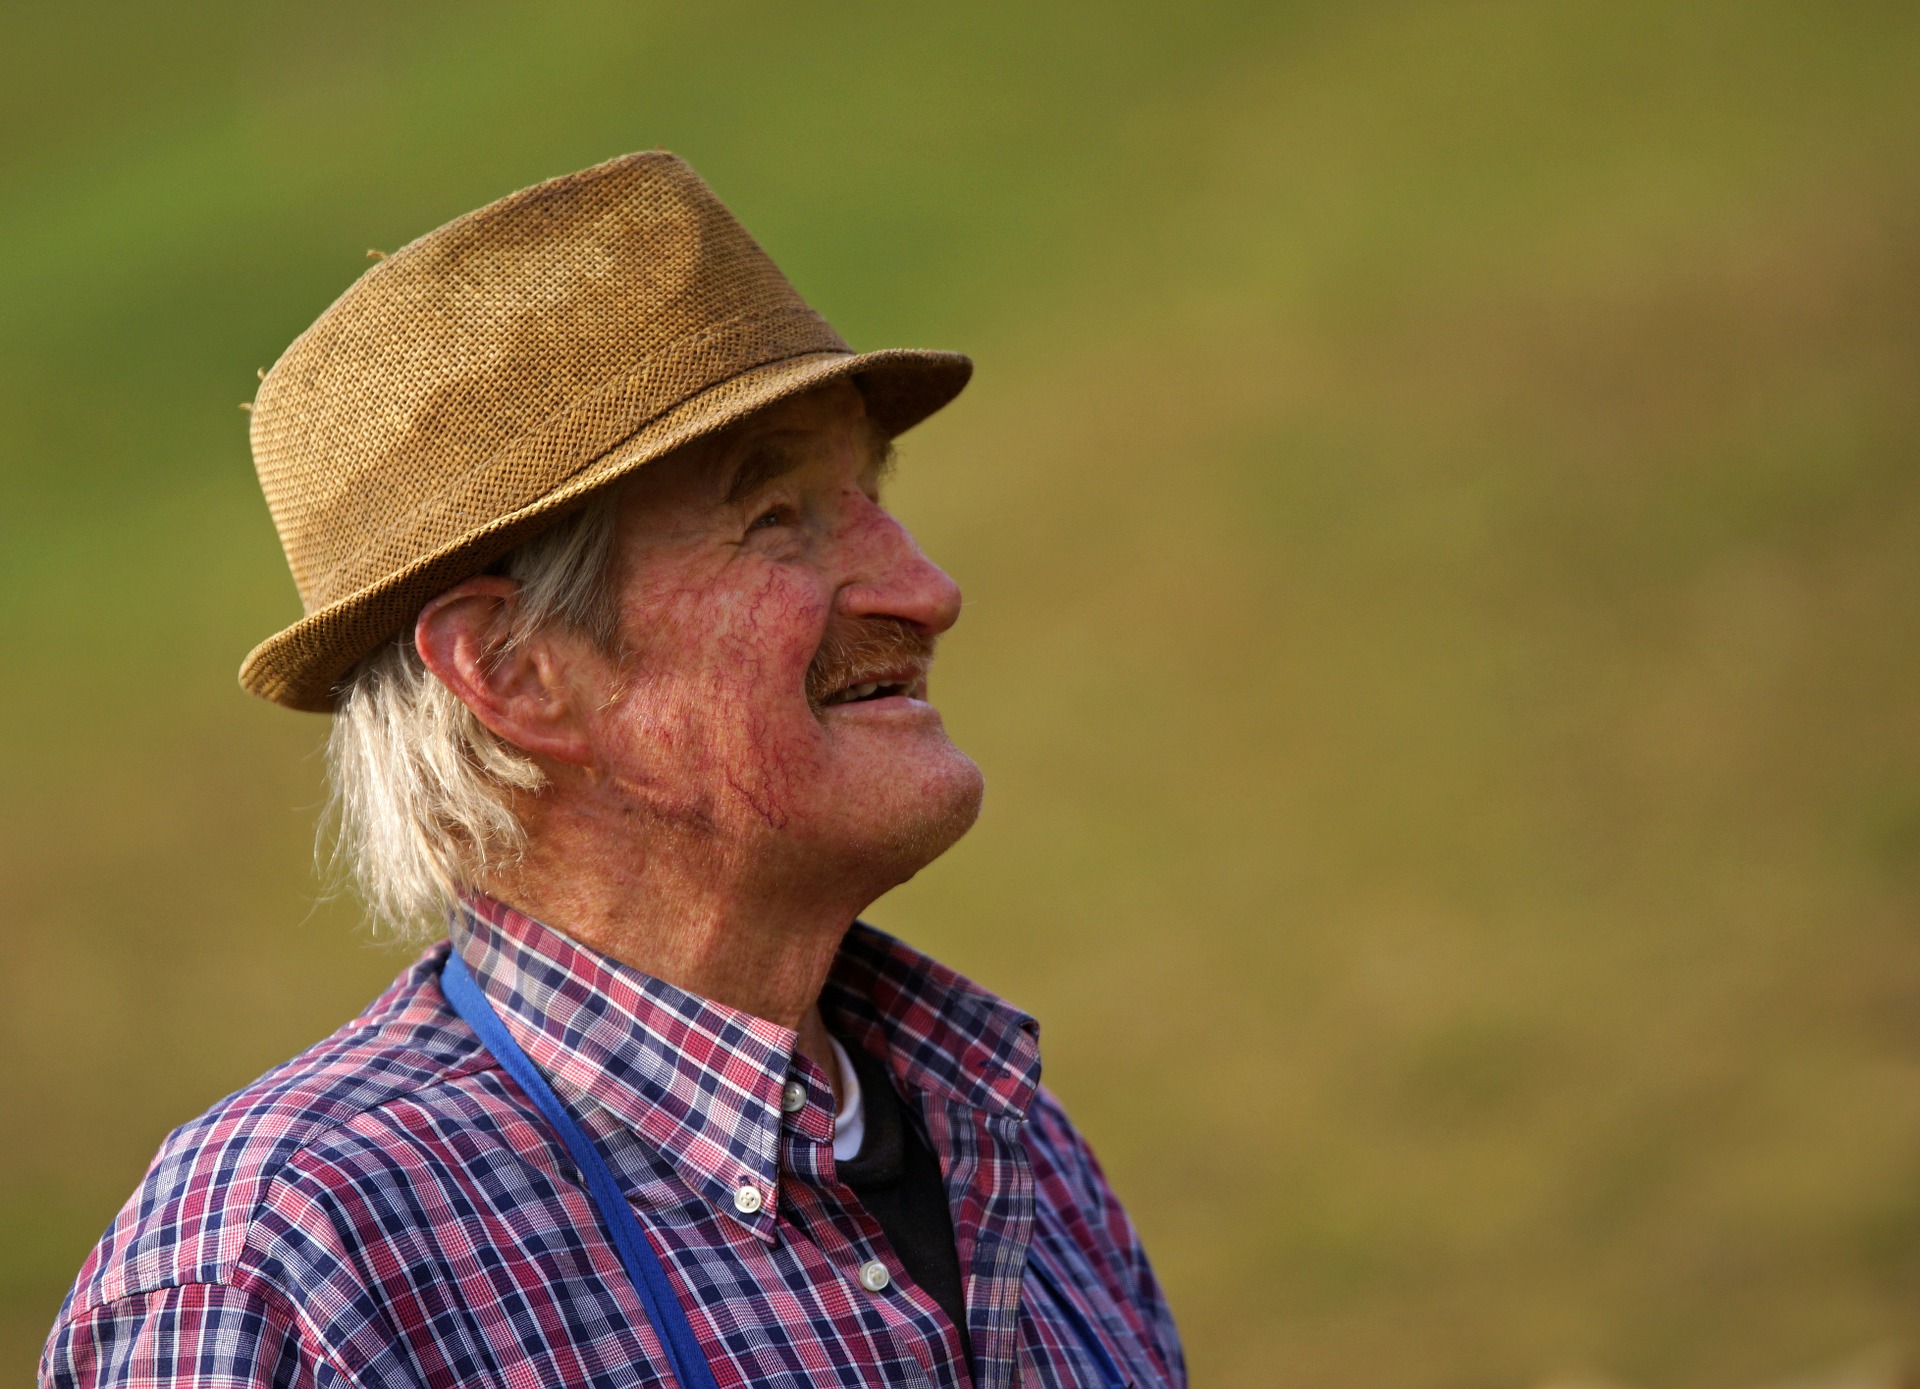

{"left": 241, "top": 151, "right": 970, "bottom": 711}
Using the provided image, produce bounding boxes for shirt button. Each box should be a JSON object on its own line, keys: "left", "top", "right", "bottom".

{"left": 732, "top": 1184, "right": 764, "bottom": 1215}
{"left": 781, "top": 1080, "right": 807, "bottom": 1114}
{"left": 857, "top": 1259, "right": 891, "bottom": 1292}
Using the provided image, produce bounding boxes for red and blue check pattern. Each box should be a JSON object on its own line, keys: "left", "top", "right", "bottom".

{"left": 43, "top": 897, "right": 1185, "bottom": 1388}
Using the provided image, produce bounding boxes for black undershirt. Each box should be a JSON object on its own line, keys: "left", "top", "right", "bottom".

{"left": 832, "top": 1044, "right": 973, "bottom": 1362}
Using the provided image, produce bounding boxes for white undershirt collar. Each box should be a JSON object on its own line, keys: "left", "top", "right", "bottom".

{"left": 827, "top": 1036, "right": 865, "bottom": 1162}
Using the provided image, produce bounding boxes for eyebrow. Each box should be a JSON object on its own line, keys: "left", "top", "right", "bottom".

{"left": 720, "top": 426, "right": 897, "bottom": 505}
{"left": 723, "top": 438, "right": 808, "bottom": 505}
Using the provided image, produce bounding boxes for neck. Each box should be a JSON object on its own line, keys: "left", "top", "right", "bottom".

{"left": 482, "top": 813, "right": 878, "bottom": 1103}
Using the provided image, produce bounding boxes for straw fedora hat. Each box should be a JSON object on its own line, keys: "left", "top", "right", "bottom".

{"left": 241, "top": 151, "right": 970, "bottom": 712}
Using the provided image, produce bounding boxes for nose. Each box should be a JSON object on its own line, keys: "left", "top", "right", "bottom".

{"left": 834, "top": 494, "right": 963, "bottom": 636}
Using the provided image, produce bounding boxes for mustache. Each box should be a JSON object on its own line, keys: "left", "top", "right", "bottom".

{"left": 805, "top": 617, "right": 937, "bottom": 712}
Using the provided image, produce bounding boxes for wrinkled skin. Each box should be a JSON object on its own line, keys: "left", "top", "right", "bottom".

{"left": 415, "top": 381, "right": 983, "bottom": 1088}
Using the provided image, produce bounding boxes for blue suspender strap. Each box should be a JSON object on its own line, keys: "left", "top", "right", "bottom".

{"left": 440, "top": 950, "right": 721, "bottom": 1389}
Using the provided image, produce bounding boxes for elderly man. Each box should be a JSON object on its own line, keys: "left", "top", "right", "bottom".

{"left": 43, "top": 153, "right": 1184, "bottom": 1389}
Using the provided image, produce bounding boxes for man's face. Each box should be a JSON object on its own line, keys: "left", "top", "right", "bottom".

{"left": 557, "top": 380, "right": 983, "bottom": 895}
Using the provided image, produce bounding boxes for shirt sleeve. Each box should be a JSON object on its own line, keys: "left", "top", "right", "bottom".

{"left": 41, "top": 1282, "right": 337, "bottom": 1389}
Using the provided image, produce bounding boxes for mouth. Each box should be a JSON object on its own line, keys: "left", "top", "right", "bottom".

{"left": 818, "top": 669, "right": 923, "bottom": 708}
{"left": 804, "top": 617, "right": 940, "bottom": 715}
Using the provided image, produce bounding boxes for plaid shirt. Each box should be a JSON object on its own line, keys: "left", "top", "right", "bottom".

{"left": 44, "top": 898, "right": 1184, "bottom": 1388}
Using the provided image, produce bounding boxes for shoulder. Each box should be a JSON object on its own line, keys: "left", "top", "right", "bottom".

{"left": 1024, "top": 1084, "right": 1096, "bottom": 1169}
{"left": 1023, "top": 1082, "right": 1127, "bottom": 1220}
{"left": 66, "top": 943, "right": 494, "bottom": 1314}
{"left": 1022, "top": 1084, "right": 1190, "bottom": 1385}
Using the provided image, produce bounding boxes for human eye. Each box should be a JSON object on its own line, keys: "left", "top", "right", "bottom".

{"left": 749, "top": 502, "right": 797, "bottom": 531}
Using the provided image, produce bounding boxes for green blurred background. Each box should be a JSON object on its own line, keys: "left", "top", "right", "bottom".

{"left": 4, "top": 3, "right": 1919, "bottom": 1385}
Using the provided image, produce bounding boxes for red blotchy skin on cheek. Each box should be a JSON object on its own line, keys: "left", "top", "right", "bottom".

{"left": 595, "top": 569, "right": 818, "bottom": 836}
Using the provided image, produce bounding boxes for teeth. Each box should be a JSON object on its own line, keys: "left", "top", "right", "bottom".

{"left": 824, "top": 678, "right": 912, "bottom": 707}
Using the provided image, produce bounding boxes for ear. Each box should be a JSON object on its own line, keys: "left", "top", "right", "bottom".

{"left": 413, "top": 576, "right": 597, "bottom": 768}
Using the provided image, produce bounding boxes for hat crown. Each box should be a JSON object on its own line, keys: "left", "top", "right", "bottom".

{"left": 249, "top": 152, "right": 848, "bottom": 616}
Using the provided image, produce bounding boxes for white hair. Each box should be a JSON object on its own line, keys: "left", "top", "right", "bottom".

{"left": 324, "top": 494, "right": 623, "bottom": 937}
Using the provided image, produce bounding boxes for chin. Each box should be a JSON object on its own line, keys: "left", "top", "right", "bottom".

{"left": 903, "top": 751, "right": 987, "bottom": 861}
{"left": 833, "top": 745, "right": 985, "bottom": 887}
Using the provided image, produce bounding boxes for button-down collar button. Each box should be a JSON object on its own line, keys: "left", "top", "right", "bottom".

{"left": 781, "top": 1080, "right": 807, "bottom": 1114}
{"left": 857, "top": 1259, "right": 891, "bottom": 1292}
{"left": 732, "top": 1184, "right": 764, "bottom": 1215}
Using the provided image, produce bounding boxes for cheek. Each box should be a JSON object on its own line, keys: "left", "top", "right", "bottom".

{"left": 598, "top": 566, "right": 835, "bottom": 823}
{"left": 626, "top": 562, "right": 829, "bottom": 695}
{"left": 710, "top": 569, "right": 833, "bottom": 687}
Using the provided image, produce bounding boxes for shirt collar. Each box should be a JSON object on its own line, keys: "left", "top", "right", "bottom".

{"left": 449, "top": 895, "right": 1041, "bottom": 1236}
{"left": 821, "top": 922, "right": 1041, "bottom": 1121}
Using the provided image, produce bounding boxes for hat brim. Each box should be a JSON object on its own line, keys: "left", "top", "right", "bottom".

{"left": 239, "top": 347, "right": 970, "bottom": 712}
